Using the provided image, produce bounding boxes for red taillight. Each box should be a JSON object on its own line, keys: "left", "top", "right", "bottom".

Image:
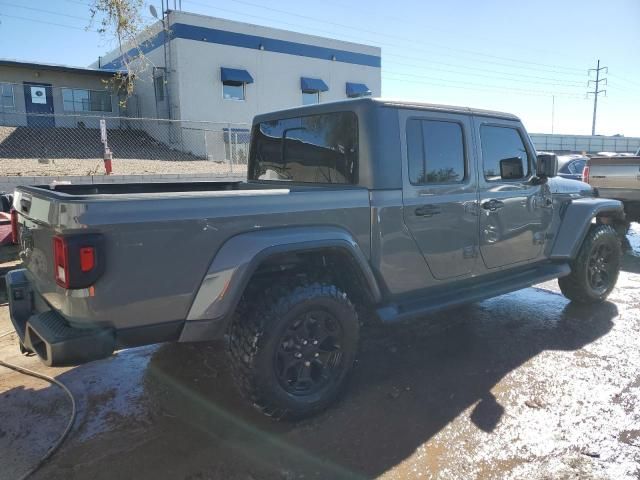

{"left": 52, "top": 234, "right": 103, "bottom": 289}
{"left": 80, "top": 247, "right": 95, "bottom": 272}
{"left": 53, "top": 236, "right": 70, "bottom": 288}
{"left": 10, "top": 209, "right": 19, "bottom": 244}
{"left": 582, "top": 165, "right": 590, "bottom": 184}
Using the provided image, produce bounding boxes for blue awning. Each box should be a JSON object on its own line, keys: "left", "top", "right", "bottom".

{"left": 301, "top": 77, "right": 329, "bottom": 92}
{"left": 221, "top": 67, "right": 254, "bottom": 83}
{"left": 346, "top": 82, "right": 371, "bottom": 98}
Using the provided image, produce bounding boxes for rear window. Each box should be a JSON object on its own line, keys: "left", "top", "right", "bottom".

{"left": 249, "top": 111, "right": 358, "bottom": 184}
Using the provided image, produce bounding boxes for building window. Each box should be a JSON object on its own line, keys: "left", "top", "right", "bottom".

{"left": 300, "top": 77, "right": 328, "bottom": 105}
{"left": 406, "top": 119, "right": 466, "bottom": 185}
{"left": 220, "top": 68, "right": 253, "bottom": 101}
{"left": 0, "top": 83, "right": 15, "bottom": 109}
{"left": 302, "top": 91, "right": 320, "bottom": 105}
{"left": 154, "top": 74, "right": 165, "bottom": 101}
{"left": 62, "top": 88, "right": 112, "bottom": 113}
{"left": 223, "top": 81, "right": 246, "bottom": 101}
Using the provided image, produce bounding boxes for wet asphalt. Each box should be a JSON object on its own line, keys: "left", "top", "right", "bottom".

{"left": 0, "top": 226, "right": 639, "bottom": 480}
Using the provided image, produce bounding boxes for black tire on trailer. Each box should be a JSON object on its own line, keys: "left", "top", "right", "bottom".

{"left": 228, "top": 282, "right": 359, "bottom": 420}
{"left": 558, "top": 224, "right": 621, "bottom": 304}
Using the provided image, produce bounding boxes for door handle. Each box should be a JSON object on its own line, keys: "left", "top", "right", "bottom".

{"left": 481, "top": 199, "right": 504, "bottom": 211}
{"left": 415, "top": 205, "right": 442, "bottom": 217}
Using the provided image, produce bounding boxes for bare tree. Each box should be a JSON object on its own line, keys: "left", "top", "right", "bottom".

{"left": 89, "top": 0, "right": 150, "bottom": 99}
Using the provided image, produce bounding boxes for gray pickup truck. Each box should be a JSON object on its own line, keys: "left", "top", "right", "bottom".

{"left": 7, "top": 98, "right": 627, "bottom": 419}
{"left": 585, "top": 154, "right": 640, "bottom": 223}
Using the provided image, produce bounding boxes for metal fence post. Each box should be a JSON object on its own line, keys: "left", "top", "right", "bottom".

{"left": 203, "top": 128, "right": 208, "bottom": 161}
{"left": 227, "top": 123, "right": 233, "bottom": 173}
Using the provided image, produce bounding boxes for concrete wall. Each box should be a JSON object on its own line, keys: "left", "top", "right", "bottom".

{"left": 530, "top": 133, "right": 640, "bottom": 154}
{"left": 0, "top": 66, "right": 120, "bottom": 128}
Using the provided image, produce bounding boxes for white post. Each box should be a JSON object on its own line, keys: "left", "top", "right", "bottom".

{"left": 203, "top": 128, "right": 208, "bottom": 161}
{"left": 227, "top": 123, "right": 233, "bottom": 173}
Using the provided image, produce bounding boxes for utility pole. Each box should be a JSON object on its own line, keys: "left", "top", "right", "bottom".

{"left": 551, "top": 95, "right": 555, "bottom": 134}
{"left": 587, "top": 59, "right": 607, "bottom": 135}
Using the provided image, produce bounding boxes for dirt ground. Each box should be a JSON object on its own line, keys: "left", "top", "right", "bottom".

{"left": 0, "top": 227, "right": 639, "bottom": 480}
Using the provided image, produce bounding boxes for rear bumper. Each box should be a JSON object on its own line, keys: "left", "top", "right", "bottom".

{"left": 6, "top": 269, "right": 220, "bottom": 366}
{"left": 6, "top": 269, "right": 115, "bottom": 366}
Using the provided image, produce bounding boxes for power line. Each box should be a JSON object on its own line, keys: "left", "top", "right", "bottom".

{"left": 608, "top": 73, "right": 640, "bottom": 89}
{"left": 180, "top": 0, "right": 590, "bottom": 90}
{"left": 587, "top": 59, "right": 607, "bottom": 135}
{"left": 382, "top": 74, "right": 585, "bottom": 99}
{"left": 180, "top": 0, "right": 584, "bottom": 86}
{"left": 0, "top": 1, "right": 90, "bottom": 21}
{"left": 185, "top": 0, "right": 583, "bottom": 72}
{"left": 384, "top": 69, "right": 584, "bottom": 91}
{"left": 384, "top": 60, "right": 585, "bottom": 88}
{"left": 208, "top": 0, "right": 587, "bottom": 74}
{"left": 383, "top": 51, "right": 586, "bottom": 79}
{"left": 0, "top": 13, "right": 95, "bottom": 31}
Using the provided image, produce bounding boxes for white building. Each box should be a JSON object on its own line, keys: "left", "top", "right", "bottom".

{"left": 94, "top": 10, "right": 382, "bottom": 126}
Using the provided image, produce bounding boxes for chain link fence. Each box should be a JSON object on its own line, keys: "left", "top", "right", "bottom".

{"left": 0, "top": 109, "right": 251, "bottom": 178}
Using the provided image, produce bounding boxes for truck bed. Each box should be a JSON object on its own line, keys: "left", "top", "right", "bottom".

{"left": 588, "top": 156, "right": 640, "bottom": 202}
{"left": 12, "top": 180, "right": 372, "bottom": 334}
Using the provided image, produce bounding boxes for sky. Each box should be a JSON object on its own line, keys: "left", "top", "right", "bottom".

{"left": 0, "top": 0, "right": 638, "bottom": 136}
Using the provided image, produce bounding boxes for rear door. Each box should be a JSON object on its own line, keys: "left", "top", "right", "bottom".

{"left": 23, "top": 82, "right": 54, "bottom": 127}
{"left": 475, "top": 118, "right": 552, "bottom": 269}
{"left": 400, "top": 109, "right": 479, "bottom": 280}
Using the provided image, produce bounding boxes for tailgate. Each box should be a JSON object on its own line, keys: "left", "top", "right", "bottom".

{"left": 12, "top": 188, "right": 65, "bottom": 296}
{"left": 589, "top": 156, "right": 640, "bottom": 190}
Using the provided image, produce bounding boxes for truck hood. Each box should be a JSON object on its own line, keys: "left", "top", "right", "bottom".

{"left": 548, "top": 176, "right": 593, "bottom": 196}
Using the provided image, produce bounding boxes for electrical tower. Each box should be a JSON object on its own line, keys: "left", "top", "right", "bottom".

{"left": 587, "top": 59, "right": 607, "bottom": 136}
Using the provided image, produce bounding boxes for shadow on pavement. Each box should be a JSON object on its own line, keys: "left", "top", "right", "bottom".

{"left": 137, "top": 290, "right": 616, "bottom": 479}
{"left": 0, "top": 288, "right": 618, "bottom": 480}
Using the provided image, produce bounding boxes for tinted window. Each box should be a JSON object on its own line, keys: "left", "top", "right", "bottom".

{"left": 249, "top": 111, "right": 358, "bottom": 184}
{"left": 406, "top": 119, "right": 465, "bottom": 184}
{"left": 1, "top": 83, "right": 15, "bottom": 109}
{"left": 61, "top": 88, "right": 111, "bottom": 112}
{"left": 480, "top": 126, "right": 530, "bottom": 181}
{"left": 568, "top": 159, "right": 586, "bottom": 174}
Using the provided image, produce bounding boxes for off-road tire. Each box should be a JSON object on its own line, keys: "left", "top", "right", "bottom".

{"left": 558, "top": 224, "right": 621, "bottom": 304}
{"left": 228, "top": 282, "right": 359, "bottom": 420}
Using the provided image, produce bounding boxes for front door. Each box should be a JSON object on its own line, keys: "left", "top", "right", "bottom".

{"left": 23, "top": 82, "right": 54, "bottom": 127}
{"left": 475, "top": 119, "right": 552, "bottom": 269}
{"left": 401, "top": 110, "right": 479, "bottom": 280}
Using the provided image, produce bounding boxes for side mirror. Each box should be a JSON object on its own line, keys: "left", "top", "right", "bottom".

{"left": 499, "top": 157, "right": 525, "bottom": 180}
{"left": 536, "top": 153, "right": 558, "bottom": 178}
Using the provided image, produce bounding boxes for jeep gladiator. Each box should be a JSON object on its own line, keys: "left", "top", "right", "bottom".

{"left": 7, "top": 98, "right": 626, "bottom": 418}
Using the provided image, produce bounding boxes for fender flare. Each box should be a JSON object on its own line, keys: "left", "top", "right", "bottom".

{"left": 184, "top": 226, "right": 381, "bottom": 330}
{"left": 550, "top": 197, "right": 625, "bottom": 260}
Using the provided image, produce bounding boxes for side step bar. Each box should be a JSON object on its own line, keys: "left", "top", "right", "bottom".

{"left": 377, "top": 262, "right": 570, "bottom": 324}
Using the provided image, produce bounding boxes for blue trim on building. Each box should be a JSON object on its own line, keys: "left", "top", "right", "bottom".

{"left": 101, "top": 23, "right": 380, "bottom": 70}
{"left": 301, "top": 77, "right": 329, "bottom": 92}
{"left": 101, "top": 30, "right": 168, "bottom": 70}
